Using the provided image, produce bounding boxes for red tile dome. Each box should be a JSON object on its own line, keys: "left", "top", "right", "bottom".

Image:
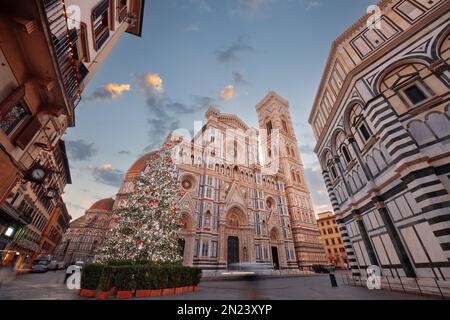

{"left": 88, "top": 198, "right": 115, "bottom": 212}
{"left": 126, "top": 150, "right": 160, "bottom": 176}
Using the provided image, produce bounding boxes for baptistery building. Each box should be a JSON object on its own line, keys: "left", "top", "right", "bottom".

{"left": 309, "top": 0, "right": 450, "bottom": 281}
{"left": 114, "top": 92, "right": 326, "bottom": 271}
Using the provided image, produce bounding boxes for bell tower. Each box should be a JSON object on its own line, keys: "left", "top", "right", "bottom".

{"left": 255, "top": 91, "right": 326, "bottom": 267}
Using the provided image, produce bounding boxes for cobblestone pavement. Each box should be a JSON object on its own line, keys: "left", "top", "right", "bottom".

{"left": 0, "top": 269, "right": 436, "bottom": 300}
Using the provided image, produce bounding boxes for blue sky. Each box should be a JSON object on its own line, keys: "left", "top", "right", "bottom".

{"left": 63, "top": 0, "right": 375, "bottom": 220}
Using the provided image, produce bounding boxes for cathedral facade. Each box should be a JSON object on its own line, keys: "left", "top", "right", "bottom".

{"left": 55, "top": 198, "right": 114, "bottom": 263}
{"left": 114, "top": 91, "right": 326, "bottom": 271}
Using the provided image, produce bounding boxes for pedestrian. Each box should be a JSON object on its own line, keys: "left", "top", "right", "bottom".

{"left": 0, "top": 261, "right": 17, "bottom": 287}
{"left": 329, "top": 268, "right": 338, "bottom": 287}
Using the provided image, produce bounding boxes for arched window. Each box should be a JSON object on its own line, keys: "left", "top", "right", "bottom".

{"left": 204, "top": 211, "right": 211, "bottom": 227}
{"left": 266, "top": 120, "right": 273, "bottom": 136}
{"left": 282, "top": 119, "right": 289, "bottom": 133}
{"left": 335, "top": 131, "right": 353, "bottom": 165}
{"left": 342, "top": 146, "right": 351, "bottom": 163}
{"left": 379, "top": 63, "right": 432, "bottom": 106}
{"left": 349, "top": 104, "right": 372, "bottom": 148}
{"left": 324, "top": 152, "right": 338, "bottom": 181}
{"left": 380, "top": 63, "right": 427, "bottom": 93}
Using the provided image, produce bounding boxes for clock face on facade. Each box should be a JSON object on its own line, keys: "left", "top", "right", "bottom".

{"left": 31, "top": 168, "right": 46, "bottom": 181}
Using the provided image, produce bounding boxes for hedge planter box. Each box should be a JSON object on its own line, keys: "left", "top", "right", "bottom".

{"left": 175, "top": 287, "right": 185, "bottom": 294}
{"left": 150, "top": 289, "right": 162, "bottom": 297}
{"left": 161, "top": 288, "right": 175, "bottom": 296}
{"left": 97, "top": 291, "right": 111, "bottom": 300}
{"left": 181, "top": 286, "right": 190, "bottom": 293}
{"left": 80, "top": 262, "right": 202, "bottom": 299}
{"left": 117, "top": 291, "right": 133, "bottom": 299}
{"left": 80, "top": 289, "right": 97, "bottom": 298}
{"left": 135, "top": 290, "right": 152, "bottom": 298}
{"left": 186, "top": 285, "right": 194, "bottom": 292}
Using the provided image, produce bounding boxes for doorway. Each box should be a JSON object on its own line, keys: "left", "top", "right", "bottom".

{"left": 178, "top": 239, "right": 185, "bottom": 257}
{"left": 227, "top": 236, "right": 239, "bottom": 268}
{"left": 271, "top": 246, "right": 279, "bottom": 270}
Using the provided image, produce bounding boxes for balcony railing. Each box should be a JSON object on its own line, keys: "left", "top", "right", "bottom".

{"left": 0, "top": 203, "right": 32, "bottom": 225}
{"left": 42, "top": 0, "right": 81, "bottom": 107}
{"left": 341, "top": 273, "right": 450, "bottom": 299}
{"left": 15, "top": 238, "right": 40, "bottom": 252}
{"left": 118, "top": 5, "right": 128, "bottom": 23}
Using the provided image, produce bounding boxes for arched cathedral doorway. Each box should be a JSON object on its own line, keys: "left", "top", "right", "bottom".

{"left": 270, "top": 227, "right": 281, "bottom": 270}
{"left": 225, "top": 205, "right": 251, "bottom": 269}
{"left": 227, "top": 236, "right": 239, "bottom": 267}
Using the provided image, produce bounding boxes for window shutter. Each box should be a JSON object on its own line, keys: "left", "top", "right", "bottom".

{"left": 92, "top": 0, "right": 109, "bottom": 20}
{"left": 15, "top": 116, "right": 42, "bottom": 149}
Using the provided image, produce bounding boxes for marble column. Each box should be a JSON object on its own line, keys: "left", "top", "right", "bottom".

{"left": 354, "top": 211, "right": 379, "bottom": 267}
{"left": 372, "top": 196, "right": 416, "bottom": 277}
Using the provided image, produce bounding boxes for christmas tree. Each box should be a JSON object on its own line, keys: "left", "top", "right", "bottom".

{"left": 100, "top": 142, "right": 182, "bottom": 263}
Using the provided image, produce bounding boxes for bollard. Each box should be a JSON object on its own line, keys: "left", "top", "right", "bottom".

{"left": 329, "top": 273, "right": 338, "bottom": 287}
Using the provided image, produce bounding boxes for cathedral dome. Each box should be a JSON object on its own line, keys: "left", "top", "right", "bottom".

{"left": 126, "top": 150, "right": 160, "bottom": 176}
{"left": 88, "top": 198, "right": 115, "bottom": 212}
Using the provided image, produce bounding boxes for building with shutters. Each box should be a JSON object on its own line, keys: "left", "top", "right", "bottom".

{"left": 0, "top": 0, "right": 145, "bottom": 267}
{"left": 316, "top": 211, "right": 348, "bottom": 269}
{"left": 309, "top": 0, "right": 450, "bottom": 280}
{"left": 113, "top": 92, "right": 326, "bottom": 272}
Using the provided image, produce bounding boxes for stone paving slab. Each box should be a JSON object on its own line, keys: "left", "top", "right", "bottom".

{"left": 0, "top": 269, "right": 437, "bottom": 300}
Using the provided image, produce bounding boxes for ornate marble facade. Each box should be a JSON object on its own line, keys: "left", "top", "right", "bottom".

{"left": 309, "top": 0, "right": 450, "bottom": 280}
{"left": 114, "top": 91, "right": 326, "bottom": 271}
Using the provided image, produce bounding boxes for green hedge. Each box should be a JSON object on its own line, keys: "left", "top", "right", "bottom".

{"left": 80, "top": 263, "right": 105, "bottom": 290}
{"left": 82, "top": 261, "right": 202, "bottom": 291}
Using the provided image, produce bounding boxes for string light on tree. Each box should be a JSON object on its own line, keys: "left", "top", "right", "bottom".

{"left": 100, "top": 142, "right": 183, "bottom": 262}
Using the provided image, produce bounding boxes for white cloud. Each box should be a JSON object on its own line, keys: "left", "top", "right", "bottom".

{"left": 305, "top": 1, "right": 321, "bottom": 11}
{"left": 144, "top": 73, "right": 164, "bottom": 92}
{"left": 185, "top": 24, "right": 200, "bottom": 32}
{"left": 219, "top": 85, "right": 235, "bottom": 101}
{"left": 237, "top": 0, "right": 275, "bottom": 16}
